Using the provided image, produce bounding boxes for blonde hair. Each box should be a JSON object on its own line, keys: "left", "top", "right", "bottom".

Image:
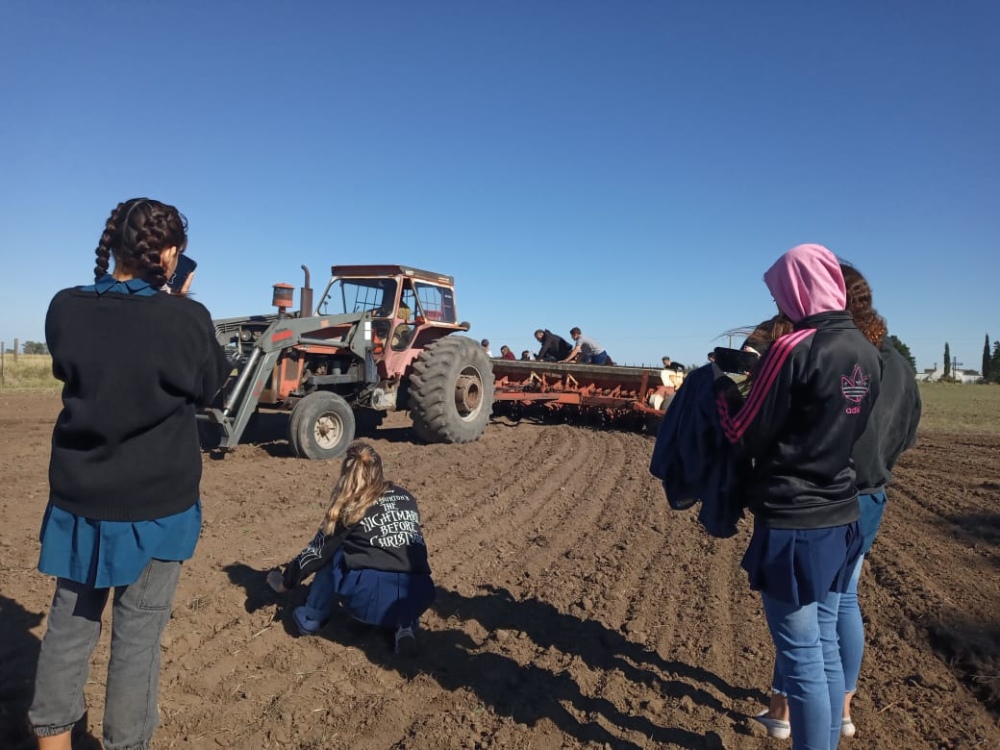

{"left": 321, "top": 441, "right": 392, "bottom": 535}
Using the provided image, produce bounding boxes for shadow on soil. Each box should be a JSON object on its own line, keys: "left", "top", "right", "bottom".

{"left": 927, "top": 613, "right": 1000, "bottom": 716}
{"left": 945, "top": 512, "right": 1000, "bottom": 552}
{"left": 0, "top": 594, "right": 101, "bottom": 750}
{"left": 226, "top": 571, "right": 747, "bottom": 748}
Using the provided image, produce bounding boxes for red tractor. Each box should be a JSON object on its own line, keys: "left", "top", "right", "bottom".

{"left": 201, "top": 265, "right": 494, "bottom": 459}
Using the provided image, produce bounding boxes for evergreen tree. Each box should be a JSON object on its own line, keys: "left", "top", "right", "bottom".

{"left": 984, "top": 335, "right": 992, "bottom": 382}
{"left": 992, "top": 341, "right": 1000, "bottom": 384}
{"left": 887, "top": 335, "right": 917, "bottom": 372}
{"left": 943, "top": 342, "right": 951, "bottom": 378}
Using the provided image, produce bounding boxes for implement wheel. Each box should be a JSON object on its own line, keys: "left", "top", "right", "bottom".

{"left": 289, "top": 392, "right": 356, "bottom": 460}
{"left": 409, "top": 336, "right": 494, "bottom": 444}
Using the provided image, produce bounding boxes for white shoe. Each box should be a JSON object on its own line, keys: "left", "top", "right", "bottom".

{"left": 752, "top": 710, "right": 791, "bottom": 740}
{"left": 842, "top": 717, "right": 856, "bottom": 737}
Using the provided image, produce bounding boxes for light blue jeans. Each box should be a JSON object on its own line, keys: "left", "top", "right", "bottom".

{"left": 837, "top": 554, "right": 866, "bottom": 693}
{"left": 763, "top": 587, "right": 844, "bottom": 750}
{"left": 773, "top": 552, "right": 870, "bottom": 694}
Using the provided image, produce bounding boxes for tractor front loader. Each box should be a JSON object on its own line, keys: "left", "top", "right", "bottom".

{"left": 200, "top": 265, "right": 494, "bottom": 460}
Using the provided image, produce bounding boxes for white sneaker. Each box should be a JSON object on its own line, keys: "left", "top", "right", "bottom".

{"left": 842, "top": 717, "right": 856, "bottom": 737}
{"left": 752, "top": 710, "right": 791, "bottom": 740}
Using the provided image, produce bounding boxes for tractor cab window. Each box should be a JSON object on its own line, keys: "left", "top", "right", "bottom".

{"left": 391, "top": 283, "right": 418, "bottom": 351}
{"left": 414, "top": 282, "right": 456, "bottom": 323}
{"left": 320, "top": 278, "right": 398, "bottom": 317}
{"left": 399, "top": 286, "right": 417, "bottom": 322}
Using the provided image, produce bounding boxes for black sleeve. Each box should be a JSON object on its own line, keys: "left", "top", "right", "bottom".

{"left": 280, "top": 526, "right": 349, "bottom": 589}
{"left": 191, "top": 302, "right": 231, "bottom": 408}
{"left": 44, "top": 292, "right": 67, "bottom": 383}
{"left": 537, "top": 333, "right": 554, "bottom": 360}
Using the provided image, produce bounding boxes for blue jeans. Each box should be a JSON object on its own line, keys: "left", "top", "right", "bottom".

{"left": 300, "top": 563, "right": 337, "bottom": 622}
{"left": 581, "top": 350, "right": 610, "bottom": 365}
{"left": 763, "top": 588, "right": 844, "bottom": 750}
{"left": 837, "top": 554, "right": 865, "bottom": 693}
{"left": 30, "top": 559, "right": 182, "bottom": 750}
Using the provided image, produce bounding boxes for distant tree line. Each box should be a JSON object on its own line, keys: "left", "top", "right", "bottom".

{"left": 969, "top": 334, "right": 1000, "bottom": 383}
{"left": 887, "top": 335, "right": 916, "bottom": 372}
{"left": 0, "top": 341, "right": 49, "bottom": 355}
{"left": 986, "top": 334, "right": 1000, "bottom": 384}
{"left": 934, "top": 334, "right": 1000, "bottom": 384}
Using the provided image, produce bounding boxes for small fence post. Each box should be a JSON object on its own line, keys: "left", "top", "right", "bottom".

{"left": 1, "top": 342, "right": 5, "bottom": 388}
{"left": 13, "top": 338, "right": 18, "bottom": 364}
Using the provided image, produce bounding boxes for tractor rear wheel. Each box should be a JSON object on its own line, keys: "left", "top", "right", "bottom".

{"left": 289, "top": 391, "right": 356, "bottom": 460}
{"left": 408, "top": 336, "right": 494, "bottom": 444}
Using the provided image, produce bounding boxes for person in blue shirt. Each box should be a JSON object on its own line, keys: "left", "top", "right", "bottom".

{"left": 563, "top": 327, "right": 612, "bottom": 365}
{"left": 30, "top": 198, "right": 229, "bottom": 750}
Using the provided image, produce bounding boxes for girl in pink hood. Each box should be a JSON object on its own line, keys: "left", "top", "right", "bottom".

{"left": 714, "top": 244, "right": 882, "bottom": 750}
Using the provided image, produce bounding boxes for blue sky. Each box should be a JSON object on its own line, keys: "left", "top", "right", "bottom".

{"left": 2, "top": 1, "right": 997, "bottom": 372}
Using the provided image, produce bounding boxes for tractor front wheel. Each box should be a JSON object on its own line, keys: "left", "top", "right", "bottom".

{"left": 289, "top": 391, "right": 356, "bottom": 460}
{"left": 408, "top": 336, "right": 494, "bottom": 444}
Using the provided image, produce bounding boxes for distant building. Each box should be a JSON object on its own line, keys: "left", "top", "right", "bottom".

{"left": 915, "top": 365, "right": 980, "bottom": 384}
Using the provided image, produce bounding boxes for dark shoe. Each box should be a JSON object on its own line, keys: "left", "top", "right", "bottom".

{"left": 394, "top": 625, "right": 417, "bottom": 656}
{"left": 293, "top": 606, "right": 324, "bottom": 636}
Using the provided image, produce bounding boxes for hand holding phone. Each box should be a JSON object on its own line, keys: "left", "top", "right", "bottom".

{"left": 167, "top": 254, "right": 197, "bottom": 294}
{"left": 713, "top": 346, "right": 760, "bottom": 374}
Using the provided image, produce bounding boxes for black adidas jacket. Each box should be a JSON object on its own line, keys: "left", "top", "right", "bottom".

{"left": 714, "top": 311, "right": 882, "bottom": 529}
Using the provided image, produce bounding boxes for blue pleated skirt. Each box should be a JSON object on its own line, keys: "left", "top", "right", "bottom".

{"left": 330, "top": 548, "right": 436, "bottom": 629}
{"left": 741, "top": 520, "right": 862, "bottom": 606}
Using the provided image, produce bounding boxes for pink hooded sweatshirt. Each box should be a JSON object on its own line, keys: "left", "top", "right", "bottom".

{"left": 763, "top": 244, "right": 846, "bottom": 323}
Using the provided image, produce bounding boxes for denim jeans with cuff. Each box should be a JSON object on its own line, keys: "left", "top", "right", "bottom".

{"left": 764, "top": 587, "right": 844, "bottom": 750}
{"left": 30, "top": 558, "right": 182, "bottom": 750}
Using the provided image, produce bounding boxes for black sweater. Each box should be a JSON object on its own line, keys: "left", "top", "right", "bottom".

{"left": 851, "top": 340, "right": 921, "bottom": 493}
{"left": 46, "top": 287, "right": 230, "bottom": 521}
{"left": 537, "top": 330, "right": 572, "bottom": 361}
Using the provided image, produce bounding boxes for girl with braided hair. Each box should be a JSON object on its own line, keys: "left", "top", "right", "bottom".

{"left": 267, "top": 441, "right": 435, "bottom": 656}
{"left": 30, "top": 198, "right": 230, "bottom": 750}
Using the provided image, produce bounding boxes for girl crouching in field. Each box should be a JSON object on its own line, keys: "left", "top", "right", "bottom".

{"left": 267, "top": 442, "right": 435, "bottom": 655}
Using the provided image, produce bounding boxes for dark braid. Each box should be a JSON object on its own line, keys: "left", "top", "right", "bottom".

{"left": 96, "top": 198, "right": 188, "bottom": 287}
{"left": 94, "top": 202, "right": 129, "bottom": 280}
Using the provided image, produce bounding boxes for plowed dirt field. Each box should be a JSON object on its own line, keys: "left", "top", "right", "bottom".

{"left": 1, "top": 390, "right": 998, "bottom": 749}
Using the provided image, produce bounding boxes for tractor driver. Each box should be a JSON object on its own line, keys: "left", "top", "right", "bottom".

{"left": 391, "top": 285, "right": 416, "bottom": 350}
